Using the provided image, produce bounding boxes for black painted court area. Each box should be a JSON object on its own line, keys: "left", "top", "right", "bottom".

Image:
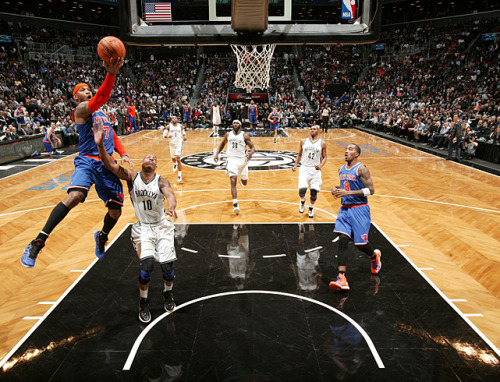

{"left": 2, "top": 224, "right": 499, "bottom": 381}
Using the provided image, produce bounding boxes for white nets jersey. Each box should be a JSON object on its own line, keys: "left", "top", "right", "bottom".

{"left": 227, "top": 130, "right": 246, "bottom": 159}
{"left": 130, "top": 173, "right": 167, "bottom": 224}
{"left": 164, "top": 122, "right": 183, "bottom": 144}
{"left": 301, "top": 138, "right": 323, "bottom": 167}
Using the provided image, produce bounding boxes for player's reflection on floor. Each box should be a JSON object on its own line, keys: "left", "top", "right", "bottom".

{"left": 291, "top": 223, "right": 322, "bottom": 298}
{"left": 217, "top": 224, "right": 254, "bottom": 290}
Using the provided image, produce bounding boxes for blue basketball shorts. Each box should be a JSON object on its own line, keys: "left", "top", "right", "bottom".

{"left": 184, "top": 113, "right": 192, "bottom": 122}
{"left": 270, "top": 122, "right": 279, "bottom": 131}
{"left": 249, "top": 114, "right": 258, "bottom": 124}
{"left": 68, "top": 155, "right": 125, "bottom": 206}
{"left": 334, "top": 204, "right": 371, "bottom": 245}
{"left": 43, "top": 141, "right": 53, "bottom": 153}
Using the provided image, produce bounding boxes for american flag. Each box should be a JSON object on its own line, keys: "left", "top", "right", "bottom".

{"left": 144, "top": 2, "right": 172, "bottom": 22}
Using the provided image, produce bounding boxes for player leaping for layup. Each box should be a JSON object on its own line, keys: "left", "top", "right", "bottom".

{"left": 21, "top": 57, "right": 134, "bottom": 268}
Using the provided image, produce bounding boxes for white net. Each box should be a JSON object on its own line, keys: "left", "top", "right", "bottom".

{"left": 231, "top": 44, "right": 276, "bottom": 92}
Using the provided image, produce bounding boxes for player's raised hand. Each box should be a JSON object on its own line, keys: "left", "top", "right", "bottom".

{"left": 103, "top": 57, "right": 124, "bottom": 76}
{"left": 167, "top": 207, "right": 178, "bottom": 222}
{"left": 121, "top": 155, "right": 135, "bottom": 167}
{"left": 92, "top": 124, "right": 104, "bottom": 146}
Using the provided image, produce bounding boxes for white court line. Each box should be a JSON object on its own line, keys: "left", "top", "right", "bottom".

{"left": 465, "top": 314, "right": 484, "bottom": 317}
{"left": 332, "top": 237, "right": 339, "bottom": 242}
{"left": 3, "top": 189, "right": 499, "bottom": 219}
{"left": 397, "top": 245, "right": 409, "bottom": 247}
{"left": 450, "top": 299, "right": 468, "bottom": 302}
{"left": 38, "top": 302, "right": 56, "bottom": 305}
{"left": 305, "top": 246, "right": 322, "bottom": 253}
{"left": 263, "top": 254, "right": 287, "bottom": 258}
{"left": 0, "top": 153, "right": 75, "bottom": 180}
{"left": 218, "top": 255, "right": 240, "bottom": 259}
{"left": 177, "top": 200, "right": 337, "bottom": 219}
{"left": 181, "top": 247, "right": 198, "bottom": 253}
{"left": 122, "top": 290, "right": 385, "bottom": 370}
{"left": 419, "top": 268, "right": 434, "bottom": 271}
{"left": 0, "top": 223, "right": 131, "bottom": 370}
{"left": 22, "top": 317, "right": 43, "bottom": 320}
{"left": 372, "top": 221, "right": 500, "bottom": 358}
{"left": 0, "top": 166, "right": 14, "bottom": 170}
{"left": 70, "top": 270, "right": 85, "bottom": 273}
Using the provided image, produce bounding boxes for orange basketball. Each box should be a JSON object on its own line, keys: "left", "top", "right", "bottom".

{"left": 97, "top": 36, "right": 126, "bottom": 64}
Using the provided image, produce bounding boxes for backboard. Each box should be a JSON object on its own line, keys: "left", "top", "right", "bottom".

{"left": 120, "top": 0, "right": 381, "bottom": 46}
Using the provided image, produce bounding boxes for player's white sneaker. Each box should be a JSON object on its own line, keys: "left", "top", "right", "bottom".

{"left": 299, "top": 202, "right": 305, "bottom": 213}
{"left": 177, "top": 175, "right": 182, "bottom": 183}
{"left": 233, "top": 203, "right": 240, "bottom": 215}
{"left": 173, "top": 163, "right": 177, "bottom": 172}
{"left": 308, "top": 207, "right": 314, "bottom": 218}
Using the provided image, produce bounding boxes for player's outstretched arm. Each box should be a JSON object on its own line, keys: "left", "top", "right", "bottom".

{"left": 159, "top": 176, "right": 178, "bottom": 222}
{"left": 244, "top": 133, "right": 255, "bottom": 160}
{"left": 315, "top": 141, "right": 327, "bottom": 170}
{"left": 292, "top": 139, "right": 304, "bottom": 171}
{"left": 214, "top": 133, "right": 229, "bottom": 162}
{"left": 74, "top": 58, "right": 124, "bottom": 121}
{"left": 92, "top": 124, "right": 136, "bottom": 182}
{"left": 359, "top": 165, "right": 375, "bottom": 195}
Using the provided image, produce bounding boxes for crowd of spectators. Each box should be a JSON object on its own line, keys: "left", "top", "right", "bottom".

{"left": 1, "top": 16, "right": 499, "bottom": 163}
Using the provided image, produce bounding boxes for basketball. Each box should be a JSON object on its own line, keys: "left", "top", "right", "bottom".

{"left": 97, "top": 36, "right": 126, "bottom": 64}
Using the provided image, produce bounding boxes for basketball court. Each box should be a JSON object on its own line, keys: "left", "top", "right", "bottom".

{"left": 1, "top": 0, "right": 500, "bottom": 380}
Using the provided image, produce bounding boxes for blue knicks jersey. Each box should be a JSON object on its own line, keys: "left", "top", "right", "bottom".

{"left": 249, "top": 105, "right": 257, "bottom": 115}
{"left": 339, "top": 162, "right": 368, "bottom": 206}
{"left": 270, "top": 112, "right": 279, "bottom": 123}
{"left": 76, "top": 110, "right": 115, "bottom": 157}
{"left": 183, "top": 105, "right": 190, "bottom": 114}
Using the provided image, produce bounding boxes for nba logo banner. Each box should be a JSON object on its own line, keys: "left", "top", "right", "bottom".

{"left": 341, "top": 0, "right": 356, "bottom": 19}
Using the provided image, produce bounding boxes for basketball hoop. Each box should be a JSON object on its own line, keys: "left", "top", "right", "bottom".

{"left": 231, "top": 44, "right": 276, "bottom": 92}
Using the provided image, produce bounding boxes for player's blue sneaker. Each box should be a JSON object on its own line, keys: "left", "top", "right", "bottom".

{"left": 94, "top": 231, "right": 107, "bottom": 259}
{"left": 30, "top": 151, "right": 39, "bottom": 158}
{"left": 21, "top": 239, "right": 44, "bottom": 268}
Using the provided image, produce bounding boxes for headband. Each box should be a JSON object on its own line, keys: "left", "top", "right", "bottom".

{"left": 233, "top": 120, "right": 242, "bottom": 125}
{"left": 73, "top": 83, "right": 89, "bottom": 96}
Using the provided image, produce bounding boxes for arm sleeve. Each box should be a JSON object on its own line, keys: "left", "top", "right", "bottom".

{"left": 88, "top": 74, "right": 115, "bottom": 112}
{"left": 113, "top": 132, "right": 127, "bottom": 157}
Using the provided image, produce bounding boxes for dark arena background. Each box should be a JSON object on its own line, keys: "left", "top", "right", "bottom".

{"left": 0, "top": 1, "right": 499, "bottom": 381}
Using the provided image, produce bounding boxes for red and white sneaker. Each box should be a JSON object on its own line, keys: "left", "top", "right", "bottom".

{"left": 329, "top": 273, "right": 350, "bottom": 291}
{"left": 371, "top": 249, "right": 382, "bottom": 274}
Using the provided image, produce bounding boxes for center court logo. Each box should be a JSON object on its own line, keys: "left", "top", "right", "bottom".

{"left": 181, "top": 150, "right": 298, "bottom": 171}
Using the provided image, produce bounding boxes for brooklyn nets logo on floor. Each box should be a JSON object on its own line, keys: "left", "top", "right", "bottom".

{"left": 181, "top": 150, "right": 298, "bottom": 171}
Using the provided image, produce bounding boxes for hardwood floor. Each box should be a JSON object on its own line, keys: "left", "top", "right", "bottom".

{"left": 1, "top": 128, "right": 499, "bottom": 362}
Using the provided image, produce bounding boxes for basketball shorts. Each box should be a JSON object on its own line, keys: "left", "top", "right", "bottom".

{"left": 170, "top": 142, "right": 183, "bottom": 158}
{"left": 131, "top": 220, "right": 177, "bottom": 263}
{"left": 298, "top": 166, "right": 322, "bottom": 191}
{"left": 184, "top": 113, "right": 192, "bottom": 123}
{"left": 334, "top": 204, "right": 371, "bottom": 245}
{"left": 270, "top": 122, "right": 279, "bottom": 131}
{"left": 249, "top": 114, "right": 258, "bottom": 124}
{"left": 43, "top": 140, "right": 53, "bottom": 153}
{"left": 68, "top": 155, "right": 124, "bottom": 206}
{"left": 226, "top": 156, "right": 248, "bottom": 180}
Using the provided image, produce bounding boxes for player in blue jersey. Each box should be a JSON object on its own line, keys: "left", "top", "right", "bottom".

{"left": 329, "top": 144, "right": 381, "bottom": 291}
{"left": 267, "top": 107, "right": 280, "bottom": 143}
{"left": 21, "top": 57, "right": 134, "bottom": 268}
{"left": 31, "top": 121, "right": 62, "bottom": 158}
{"left": 182, "top": 100, "right": 193, "bottom": 129}
{"left": 248, "top": 100, "right": 258, "bottom": 136}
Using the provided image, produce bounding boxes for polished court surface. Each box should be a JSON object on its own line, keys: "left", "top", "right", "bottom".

{"left": 0, "top": 129, "right": 499, "bottom": 380}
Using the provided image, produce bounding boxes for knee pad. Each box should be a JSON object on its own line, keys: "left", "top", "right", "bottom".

{"left": 338, "top": 234, "right": 349, "bottom": 250}
{"left": 139, "top": 258, "right": 154, "bottom": 285}
{"left": 310, "top": 189, "right": 318, "bottom": 201}
{"left": 161, "top": 261, "right": 175, "bottom": 281}
{"left": 299, "top": 188, "right": 307, "bottom": 198}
